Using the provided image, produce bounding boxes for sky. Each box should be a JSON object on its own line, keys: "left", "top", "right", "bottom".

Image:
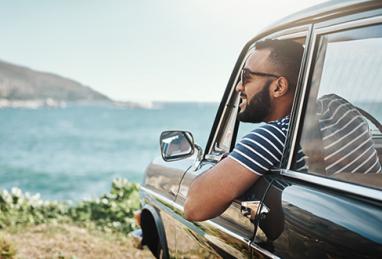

{"left": 0, "top": 0, "right": 326, "bottom": 102}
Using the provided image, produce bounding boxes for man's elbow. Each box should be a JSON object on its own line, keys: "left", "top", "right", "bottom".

{"left": 184, "top": 198, "right": 207, "bottom": 222}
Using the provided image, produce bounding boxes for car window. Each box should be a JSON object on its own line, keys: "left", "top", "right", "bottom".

{"left": 236, "top": 37, "right": 306, "bottom": 148}
{"left": 292, "top": 23, "right": 382, "bottom": 190}
{"left": 214, "top": 93, "right": 240, "bottom": 153}
{"left": 210, "top": 35, "right": 307, "bottom": 160}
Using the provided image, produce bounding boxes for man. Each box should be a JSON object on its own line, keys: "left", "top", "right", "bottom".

{"left": 184, "top": 39, "right": 304, "bottom": 221}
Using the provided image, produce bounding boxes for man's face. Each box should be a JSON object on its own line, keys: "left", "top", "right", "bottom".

{"left": 236, "top": 49, "right": 277, "bottom": 123}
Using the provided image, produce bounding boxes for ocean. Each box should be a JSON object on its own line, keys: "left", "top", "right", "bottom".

{"left": 4, "top": 100, "right": 379, "bottom": 202}
{"left": 0, "top": 103, "right": 219, "bottom": 201}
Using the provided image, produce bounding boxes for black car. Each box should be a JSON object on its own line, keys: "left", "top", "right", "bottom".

{"left": 133, "top": 1, "right": 382, "bottom": 258}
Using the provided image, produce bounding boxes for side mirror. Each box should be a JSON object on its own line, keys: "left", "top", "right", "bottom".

{"left": 160, "top": 131, "right": 195, "bottom": 161}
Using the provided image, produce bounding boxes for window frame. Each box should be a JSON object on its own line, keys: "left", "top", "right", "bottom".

{"left": 283, "top": 13, "right": 382, "bottom": 202}
{"left": 204, "top": 25, "right": 311, "bottom": 163}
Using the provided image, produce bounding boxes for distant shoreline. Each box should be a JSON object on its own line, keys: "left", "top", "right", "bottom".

{"left": 0, "top": 98, "right": 155, "bottom": 109}
{"left": 0, "top": 98, "right": 219, "bottom": 109}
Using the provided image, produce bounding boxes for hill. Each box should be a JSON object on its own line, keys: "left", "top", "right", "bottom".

{"left": 0, "top": 60, "right": 111, "bottom": 102}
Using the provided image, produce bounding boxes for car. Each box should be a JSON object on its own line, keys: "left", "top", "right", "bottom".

{"left": 132, "top": 0, "right": 382, "bottom": 258}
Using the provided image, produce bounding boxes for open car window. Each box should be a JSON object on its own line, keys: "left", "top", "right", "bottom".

{"left": 236, "top": 37, "right": 307, "bottom": 148}
{"left": 207, "top": 33, "right": 307, "bottom": 162}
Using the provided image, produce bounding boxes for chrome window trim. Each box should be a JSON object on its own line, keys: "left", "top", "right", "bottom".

{"left": 286, "top": 25, "right": 317, "bottom": 169}
{"left": 314, "top": 14, "right": 382, "bottom": 35}
{"left": 257, "top": 0, "right": 379, "bottom": 37}
{"left": 250, "top": 26, "right": 310, "bottom": 54}
{"left": 140, "top": 186, "right": 184, "bottom": 211}
{"left": 250, "top": 24, "right": 311, "bottom": 49}
{"left": 207, "top": 84, "right": 234, "bottom": 155}
{"left": 250, "top": 242, "right": 281, "bottom": 259}
{"left": 204, "top": 219, "right": 249, "bottom": 244}
{"left": 281, "top": 169, "right": 382, "bottom": 202}
{"left": 276, "top": 31, "right": 308, "bottom": 40}
{"left": 287, "top": 15, "right": 382, "bottom": 169}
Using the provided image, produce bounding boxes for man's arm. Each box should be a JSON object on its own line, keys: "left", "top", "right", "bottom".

{"left": 184, "top": 157, "right": 260, "bottom": 221}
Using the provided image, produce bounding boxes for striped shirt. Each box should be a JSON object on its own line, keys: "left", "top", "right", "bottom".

{"left": 317, "top": 94, "right": 381, "bottom": 175}
{"left": 229, "top": 117, "right": 306, "bottom": 175}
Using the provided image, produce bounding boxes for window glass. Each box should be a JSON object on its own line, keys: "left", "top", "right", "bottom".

{"left": 292, "top": 23, "right": 382, "bottom": 190}
{"left": 216, "top": 94, "right": 239, "bottom": 152}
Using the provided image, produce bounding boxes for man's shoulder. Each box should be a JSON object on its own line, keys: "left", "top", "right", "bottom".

{"left": 248, "top": 116, "right": 290, "bottom": 137}
{"left": 269, "top": 116, "right": 290, "bottom": 131}
{"left": 229, "top": 116, "right": 290, "bottom": 175}
{"left": 238, "top": 116, "right": 290, "bottom": 151}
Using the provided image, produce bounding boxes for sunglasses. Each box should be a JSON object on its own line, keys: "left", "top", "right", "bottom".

{"left": 240, "top": 68, "right": 280, "bottom": 86}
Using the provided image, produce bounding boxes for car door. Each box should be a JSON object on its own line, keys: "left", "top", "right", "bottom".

{"left": 252, "top": 12, "right": 382, "bottom": 259}
{"left": 172, "top": 26, "right": 310, "bottom": 258}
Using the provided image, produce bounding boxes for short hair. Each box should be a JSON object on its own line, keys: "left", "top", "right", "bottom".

{"left": 255, "top": 39, "right": 304, "bottom": 90}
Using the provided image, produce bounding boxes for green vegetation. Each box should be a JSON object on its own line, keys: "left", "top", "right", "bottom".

{"left": 0, "top": 178, "right": 140, "bottom": 234}
{"left": 0, "top": 179, "right": 145, "bottom": 259}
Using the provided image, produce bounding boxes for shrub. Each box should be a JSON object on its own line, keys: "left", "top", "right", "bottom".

{"left": 68, "top": 179, "right": 140, "bottom": 234}
{"left": 0, "top": 179, "right": 140, "bottom": 235}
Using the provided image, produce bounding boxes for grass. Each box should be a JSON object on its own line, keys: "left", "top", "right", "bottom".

{"left": 0, "top": 223, "right": 153, "bottom": 259}
{"left": 0, "top": 179, "right": 153, "bottom": 259}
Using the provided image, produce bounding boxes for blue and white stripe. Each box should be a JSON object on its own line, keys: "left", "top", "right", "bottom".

{"left": 229, "top": 117, "right": 305, "bottom": 175}
{"left": 317, "top": 94, "right": 381, "bottom": 175}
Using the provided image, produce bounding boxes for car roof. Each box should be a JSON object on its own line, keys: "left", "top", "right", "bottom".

{"left": 255, "top": 0, "right": 382, "bottom": 39}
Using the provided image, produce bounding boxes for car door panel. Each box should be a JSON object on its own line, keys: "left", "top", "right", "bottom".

{"left": 141, "top": 155, "right": 195, "bottom": 256}
{"left": 252, "top": 173, "right": 382, "bottom": 259}
{"left": 143, "top": 156, "right": 195, "bottom": 201}
{"left": 175, "top": 162, "right": 249, "bottom": 258}
{"left": 173, "top": 161, "right": 275, "bottom": 258}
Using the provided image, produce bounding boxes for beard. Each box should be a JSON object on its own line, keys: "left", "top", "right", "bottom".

{"left": 238, "top": 79, "right": 272, "bottom": 123}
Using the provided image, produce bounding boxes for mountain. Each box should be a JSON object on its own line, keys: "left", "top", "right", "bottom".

{"left": 0, "top": 60, "right": 111, "bottom": 102}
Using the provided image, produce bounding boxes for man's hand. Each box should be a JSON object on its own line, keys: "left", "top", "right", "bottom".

{"left": 184, "top": 157, "right": 260, "bottom": 221}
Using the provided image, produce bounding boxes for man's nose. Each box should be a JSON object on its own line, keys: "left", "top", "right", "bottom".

{"left": 235, "top": 81, "right": 244, "bottom": 92}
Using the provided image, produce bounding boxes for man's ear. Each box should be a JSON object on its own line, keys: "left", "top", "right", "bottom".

{"left": 273, "top": 77, "right": 289, "bottom": 98}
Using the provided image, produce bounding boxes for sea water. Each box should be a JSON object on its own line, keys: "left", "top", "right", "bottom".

{"left": 0, "top": 103, "right": 218, "bottom": 201}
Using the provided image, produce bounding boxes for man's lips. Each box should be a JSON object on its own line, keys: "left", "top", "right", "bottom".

{"left": 239, "top": 95, "right": 247, "bottom": 110}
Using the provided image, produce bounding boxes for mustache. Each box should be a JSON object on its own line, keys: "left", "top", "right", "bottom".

{"left": 240, "top": 93, "right": 247, "bottom": 99}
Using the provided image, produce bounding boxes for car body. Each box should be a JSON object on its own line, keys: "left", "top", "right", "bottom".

{"left": 135, "top": 1, "right": 382, "bottom": 258}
